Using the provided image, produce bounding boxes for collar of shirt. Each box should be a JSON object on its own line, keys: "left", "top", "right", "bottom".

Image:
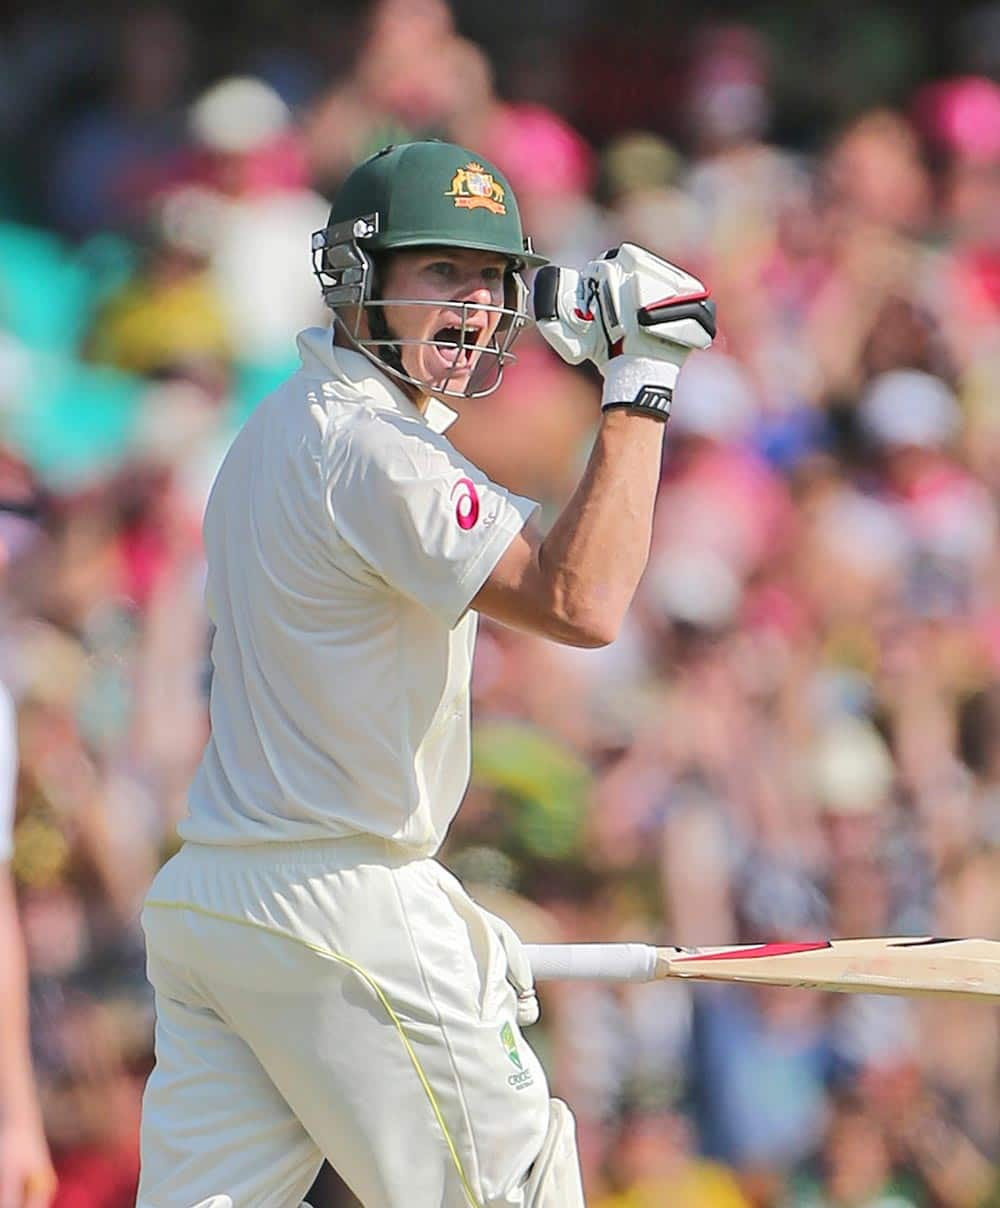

{"left": 296, "top": 326, "right": 459, "bottom": 435}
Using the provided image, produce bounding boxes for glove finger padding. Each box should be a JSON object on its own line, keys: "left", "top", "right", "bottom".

{"left": 533, "top": 264, "right": 610, "bottom": 372}
{"left": 478, "top": 907, "right": 541, "bottom": 1028}
{"left": 597, "top": 243, "right": 715, "bottom": 363}
{"left": 534, "top": 244, "right": 714, "bottom": 421}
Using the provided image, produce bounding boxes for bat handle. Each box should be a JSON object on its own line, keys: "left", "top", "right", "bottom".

{"left": 524, "top": 943, "right": 661, "bottom": 983}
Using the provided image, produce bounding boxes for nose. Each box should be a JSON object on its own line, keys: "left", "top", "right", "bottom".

{"left": 457, "top": 281, "right": 495, "bottom": 308}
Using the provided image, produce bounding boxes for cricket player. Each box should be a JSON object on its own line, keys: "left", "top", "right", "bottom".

{"left": 137, "top": 141, "right": 714, "bottom": 1207}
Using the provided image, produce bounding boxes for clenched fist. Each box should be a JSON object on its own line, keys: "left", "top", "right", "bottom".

{"left": 534, "top": 243, "right": 715, "bottom": 421}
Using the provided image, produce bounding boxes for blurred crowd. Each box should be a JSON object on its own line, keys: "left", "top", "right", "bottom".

{"left": 4, "top": 0, "right": 1000, "bottom": 1204}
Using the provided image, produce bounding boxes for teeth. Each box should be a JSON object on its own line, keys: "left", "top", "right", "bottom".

{"left": 436, "top": 325, "right": 483, "bottom": 348}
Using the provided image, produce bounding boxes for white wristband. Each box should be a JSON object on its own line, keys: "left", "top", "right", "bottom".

{"left": 601, "top": 355, "right": 682, "bottom": 418}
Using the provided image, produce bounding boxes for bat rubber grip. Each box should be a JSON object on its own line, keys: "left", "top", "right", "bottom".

{"left": 524, "top": 943, "right": 659, "bottom": 983}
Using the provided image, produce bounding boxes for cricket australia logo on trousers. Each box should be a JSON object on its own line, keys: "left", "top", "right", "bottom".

{"left": 500, "top": 1021, "right": 534, "bottom": 1090}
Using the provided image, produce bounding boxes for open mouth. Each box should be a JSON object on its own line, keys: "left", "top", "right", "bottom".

{"left": 432, "top": 325, "right": 484, "bottom": 374}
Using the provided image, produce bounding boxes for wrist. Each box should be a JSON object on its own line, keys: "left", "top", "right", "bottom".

{"left": 598, "top": 408, "right": 669, "bottom": 442}
{"left": 601, "top": 354, "right": 682, "bottom": 421}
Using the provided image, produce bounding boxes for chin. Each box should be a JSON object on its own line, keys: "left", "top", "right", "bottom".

{"left": 420, "top": 364, "right": 473, "bottom": 395}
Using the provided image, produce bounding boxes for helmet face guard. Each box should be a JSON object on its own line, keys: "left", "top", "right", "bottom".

{"left": 311, "top": 214, "right": 532, "bottom": 400}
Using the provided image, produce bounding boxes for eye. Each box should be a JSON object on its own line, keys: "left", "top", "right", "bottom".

{"left": 482, "top": 266, "right": 504, "bottom": 284}
{"left": 426, "top": 261, "right": 457, "bottom": 281}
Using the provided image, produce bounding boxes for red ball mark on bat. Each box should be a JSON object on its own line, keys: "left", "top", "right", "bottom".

{"left": 451, "top": 477, "right": 480, "bottom": 530}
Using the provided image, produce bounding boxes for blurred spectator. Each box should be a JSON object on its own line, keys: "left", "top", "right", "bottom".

{"left": 915, "top": 76, "right": 1000, "bottom": 171}
{"left": 692, "top": 984, "right": 834, "bottom": 1189}
{"left": 859, "top": 369, "right": 996, "bottom": 617}
{"left": 461, "top": 63, "right": 602, "bottom": 268}
{"left": 916, "top": 76, "right": 1000, "bottom": 373}
{"left": 44, "top": 8, "right": 192, "bottom": 239}
{"left": 303, "top": 0, "right": 464, "bottom": 192}
{"left": 174, "top": 76, "right": 329, "bottom": 367}
{"left": 784, "top": 1089, "right": 927, "bottom": 1207}
{"left": 84, "top": 189, "right": 231, "bottom": 377}
{"left": 652, "top": 351, "right": 795, "bottom": 579}
{"left": 601, "top": 132, "right": 706, "bottom": 269}
{"left": 824, "top": 110, "right": 932, "bottom": 237}
{"left": 595, "top": 1108, "right": 752, "bottom": 1207}
{"left": 684, "top": 25, "right": 805, "bottom": 267}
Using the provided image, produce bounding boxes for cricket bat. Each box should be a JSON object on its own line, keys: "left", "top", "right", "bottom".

{"left": 523, "top": 937, "right": 1000, "bottom": 1001}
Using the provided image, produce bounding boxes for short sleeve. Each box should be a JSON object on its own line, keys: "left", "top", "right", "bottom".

{"left": 326, "top": 411, "right": 539, "bottom": 626}
{"left": 0, "top": 681, "right": 16, "bottom": 863}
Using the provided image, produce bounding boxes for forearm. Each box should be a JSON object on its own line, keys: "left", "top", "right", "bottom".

{"left": 0, "top": 873, "right": 42, "bottom": 1126}
{"left": 476, "top": 242, "right": 709, "bottom": 647}
{"left": 537, "top": 410, "right": 665, "bottom": 644}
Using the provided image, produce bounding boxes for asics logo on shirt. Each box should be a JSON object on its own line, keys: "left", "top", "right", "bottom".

{"left": 451, "top": 477, "right": 480, "bottom": 530}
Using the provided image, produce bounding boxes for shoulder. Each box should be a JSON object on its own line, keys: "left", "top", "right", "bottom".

{"left": 328, "top": 405, "right": 464, "bottom": 483}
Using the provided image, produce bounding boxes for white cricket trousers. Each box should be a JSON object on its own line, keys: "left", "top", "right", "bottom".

{"left": 137, "top": 837, "right": 553, "bottom": 1208}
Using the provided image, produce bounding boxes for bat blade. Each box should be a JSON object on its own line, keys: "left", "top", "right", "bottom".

{"left": 657, "top": 937, "right": 1000, "bottom": 1000}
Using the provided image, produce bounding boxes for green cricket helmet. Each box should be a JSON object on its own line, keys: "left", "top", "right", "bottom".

{"left": 311, "top": 141, "right": 547, "bottom": 399}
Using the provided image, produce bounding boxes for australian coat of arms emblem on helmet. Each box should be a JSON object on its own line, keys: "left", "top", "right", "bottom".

{"left": 445, "top": 161, "right": 506, "bottom": 215}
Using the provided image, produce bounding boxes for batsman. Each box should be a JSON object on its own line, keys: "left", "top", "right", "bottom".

{"left": 137, "top": 141, "right": 715, "bottom": 1207}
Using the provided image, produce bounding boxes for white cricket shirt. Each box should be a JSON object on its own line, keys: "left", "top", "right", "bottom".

{"left": 180, "top": 329, "right": 538, "bottom": 853}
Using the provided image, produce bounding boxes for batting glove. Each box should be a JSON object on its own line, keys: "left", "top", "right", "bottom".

{"left": 480, "top": 908, "right": 540, "bottom": 1028}
{"left": 533, "top": 243, "right": 715, "bottom": 422}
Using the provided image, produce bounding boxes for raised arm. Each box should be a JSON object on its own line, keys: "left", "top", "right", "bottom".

{"left": 473, "top": 244, "right": 715, "bottom": 648}
{"left": 472, "top": 410, "right": 667, "bottom": 647}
